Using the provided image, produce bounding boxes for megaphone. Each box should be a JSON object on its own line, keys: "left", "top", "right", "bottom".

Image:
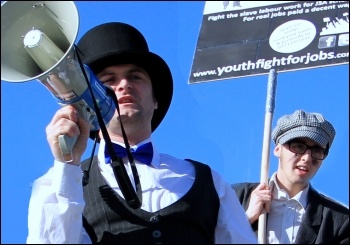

{"left": 1, "top": 1, "right": 116, "bottom": 161}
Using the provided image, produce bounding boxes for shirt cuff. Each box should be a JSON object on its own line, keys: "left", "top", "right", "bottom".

{"left": 52, "top": 160, "right": 84, "bottom": 202}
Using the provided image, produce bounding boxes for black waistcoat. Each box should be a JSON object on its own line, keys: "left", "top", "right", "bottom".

{"left": 82, "top": 157, "right": 220, "bottom": 244}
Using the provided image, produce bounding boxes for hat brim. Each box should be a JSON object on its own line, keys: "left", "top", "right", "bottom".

{"left": 277, "top": 127, "right": 329, "bottom": 148}
{"left": 84, "top": 50, "right": 173, "bottom": 140}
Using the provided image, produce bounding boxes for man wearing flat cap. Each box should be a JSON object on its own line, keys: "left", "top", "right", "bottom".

{"left": 233, "top": 110, "right": 349, "bottom": 244}
{"left": 26, "top": 22, "right": 257, "bottom": 244}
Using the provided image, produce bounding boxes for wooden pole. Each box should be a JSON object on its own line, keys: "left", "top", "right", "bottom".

{"left": 258, "top": 69, "right": 277, "bottom": 244}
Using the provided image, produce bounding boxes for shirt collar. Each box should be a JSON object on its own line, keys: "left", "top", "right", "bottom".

{"left": 269, "top": 172, "right": 309, "bottom": 209}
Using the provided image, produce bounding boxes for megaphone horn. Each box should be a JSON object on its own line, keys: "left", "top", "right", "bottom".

{"left": 1, "top": 1, "right": 116, "bottom": 161}
{"left": 1, "top": 1, "right": 77, "bottom": 82}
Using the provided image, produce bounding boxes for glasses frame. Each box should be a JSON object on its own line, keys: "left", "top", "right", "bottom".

{"left": 286, "top": 140, "right": 329, "bottom": 160}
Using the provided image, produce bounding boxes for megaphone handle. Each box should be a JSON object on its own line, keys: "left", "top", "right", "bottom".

{"left": 58, "top": 134, "right": 78, "bottom": 162}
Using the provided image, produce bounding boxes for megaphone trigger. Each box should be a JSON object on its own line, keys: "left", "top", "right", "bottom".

{"left": 58, "top": 135, "right": 78, "bottom": 162}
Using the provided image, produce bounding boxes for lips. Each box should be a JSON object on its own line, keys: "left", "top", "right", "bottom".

{"left": 296, "top": 165, "right": 309, "bottom": 172}
{"left": 118, "top": 95, "right": 134, "bottom": 104}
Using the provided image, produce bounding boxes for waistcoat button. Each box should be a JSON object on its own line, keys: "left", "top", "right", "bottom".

{"left": 152, "top": 230, "right": 161, "bottom": 238}
{"left": 150, "top": 215, "right": 160, "bottom": 223}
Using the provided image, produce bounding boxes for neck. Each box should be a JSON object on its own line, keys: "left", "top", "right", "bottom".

{"left": 275, "top": 174, "right": 308, "bottom": 198}
{"left": 100, "top": 127, "right": 151, "bottom": 146}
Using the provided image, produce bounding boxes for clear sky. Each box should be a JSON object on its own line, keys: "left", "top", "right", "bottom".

{"left": 1, "top": 1, "right": 348, "bottom": 243}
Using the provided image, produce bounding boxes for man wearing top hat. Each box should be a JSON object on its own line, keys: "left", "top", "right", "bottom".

{"left": 232, "top": 110, "right": 349, "bottom": 244}
{"left": 26, "top": 22, "right": 257, "bottom": 244}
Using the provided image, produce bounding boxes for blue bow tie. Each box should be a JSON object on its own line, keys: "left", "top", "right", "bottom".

{"left": 105, "top": 142, "right": 153, "bottom": 166}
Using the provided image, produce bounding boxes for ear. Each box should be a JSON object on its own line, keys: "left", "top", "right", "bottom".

{"left": 154, "top": 100, "right": 158, "bottom": 109}
{"left": 274, "top": 144, "right": 281, "bottom": 157}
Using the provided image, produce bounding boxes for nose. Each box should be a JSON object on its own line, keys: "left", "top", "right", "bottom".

{"left": 117, "top": 78, "right": 132, "bottom": 92}
{"left": 301, "top": 148, "right": 313, "bottom": 161}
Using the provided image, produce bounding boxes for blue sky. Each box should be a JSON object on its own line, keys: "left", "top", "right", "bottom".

{"left": 1, "top": 1, "right": 348, "bottom": 243}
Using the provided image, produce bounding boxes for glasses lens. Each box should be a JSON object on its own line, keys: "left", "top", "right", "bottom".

{"left": 311, "top": 147, "right": 326, "bottom": 160}
{"left": 288, "top": 141, "right": 305, "bottom": 154}
{"left": 288, "top": 141, "right": 326, "bottom": 160}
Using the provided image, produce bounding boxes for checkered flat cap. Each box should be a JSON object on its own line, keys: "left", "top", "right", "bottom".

{"left": 272, "top": 110, "right": 336, "bottom": 148}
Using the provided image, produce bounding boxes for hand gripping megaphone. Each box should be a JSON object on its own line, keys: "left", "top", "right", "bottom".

{"left": 1, "top": 1, "right": 116, "bottom": 161}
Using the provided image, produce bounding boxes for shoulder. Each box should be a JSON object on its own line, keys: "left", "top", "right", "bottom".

{"left": 184, "top": 158, "right": 210, "bottom": 168}
{"left": 184, "top": 158, "right": 229, "bottom": 197}
{"left": 231, "top": 182, "right": 259, "bottom": 206}
{"left": 184, "top": 158, "right": 222, "bottom": 179}
{"left": 232, "top": 182, "right": 259, "bottom": 192}
{"left": 160, "top": 154, "right": 211, "bottom": 171}
{"left": 310, "top": 187, "right": 349, "bottom": 215}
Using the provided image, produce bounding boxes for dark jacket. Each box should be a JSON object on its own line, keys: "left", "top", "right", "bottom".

{"left": 82, "top": 157, "right": 220, "bottom": 244}
{"left": 232, "top": 182, "right": 349, "bottom": 244}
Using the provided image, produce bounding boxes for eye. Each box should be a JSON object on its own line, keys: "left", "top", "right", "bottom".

{"left": 99, "top": 81, "right": 113, "bottom": 88}
{"left": 313, "top": 147, "right": 323, "bottom": 154}
{"left": 288, "top": 141, "right": 307, "bottom": 154}
{"left": 99, "top": 76, "right": 116, "bottom": 86}
{"left": 291, "top": 142, "right": 304, "bottom": 150}
{"left": 296, "top": 143, "right": 305, "bottom": 150}
{"left": 129, "top": 74, "right": 142, "bottom": 80}
{"left": 128, "top": 71, "right": 147, "bottom": 82}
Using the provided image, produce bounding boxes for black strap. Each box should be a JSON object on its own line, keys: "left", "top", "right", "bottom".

{"left": 82, "top": 135, "right": 98, "bottom": 186}
{"left": 75, "top": 45, "right": 141, "bottom": 209}
{"left": 105, "top": 88, "right": 142, "bottom": 209}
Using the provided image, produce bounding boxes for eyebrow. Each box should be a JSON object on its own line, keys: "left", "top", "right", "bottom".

{"left": 291, "top": 139, "right": 323, "bottom": 148}
{"left": 99, "top": 66, "right": 147, "bottom": 76}
{"left": 128, "top": 67, "right": 147, "bottom": 73}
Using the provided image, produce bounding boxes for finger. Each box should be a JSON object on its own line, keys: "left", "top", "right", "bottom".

{"left": 49, "top": 106, "right": 79, "bottom": 126}
{"left": 265, "top": 201, "right": 271, "bottom": 213}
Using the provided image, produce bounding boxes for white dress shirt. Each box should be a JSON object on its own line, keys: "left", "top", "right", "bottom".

{"left": 27, "top": 138, "right": 257, "bottom": 244}
{"left": 267, "top": 172, "right": 308, "bottom": 244}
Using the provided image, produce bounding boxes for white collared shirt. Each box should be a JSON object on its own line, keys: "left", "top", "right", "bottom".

{"left": 27, "top": 138, "right": 257, "bottom": 244}
{"left": 267, "top": 172, "right": 308, "bottom": 244}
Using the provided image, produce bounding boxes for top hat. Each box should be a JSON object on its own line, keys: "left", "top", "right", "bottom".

{"left": 77, "top": 22, "right": 173, "bottom": 136}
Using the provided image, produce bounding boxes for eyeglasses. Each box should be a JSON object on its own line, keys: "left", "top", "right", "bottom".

{"left": 286, "top": 140, "right": 328, "bottom": 160}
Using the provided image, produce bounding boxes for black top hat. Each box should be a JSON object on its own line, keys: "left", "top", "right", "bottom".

{"left": 77, "top": 22, "right": 173, "bottom": 136}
